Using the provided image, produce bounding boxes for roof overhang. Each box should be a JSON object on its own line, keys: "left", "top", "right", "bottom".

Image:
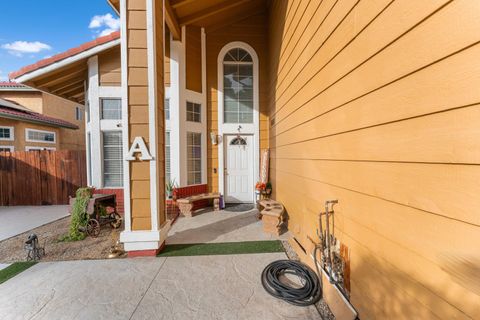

{"left": 11, "top": 32, "right": 120, "bottom": 104}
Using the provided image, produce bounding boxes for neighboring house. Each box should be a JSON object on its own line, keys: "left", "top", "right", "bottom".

{"left": 0, "top": 96, "right": 78, "bottom": 152}
{"left": 11, "top": 1, "right": 480, "bottom": 319}
{"left": 0, "top": 82, "right": 85, "bottom": 151}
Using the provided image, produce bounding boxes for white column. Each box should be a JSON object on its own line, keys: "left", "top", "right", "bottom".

{"left": 87, "top": 55, "right": 102, "bottom": 188}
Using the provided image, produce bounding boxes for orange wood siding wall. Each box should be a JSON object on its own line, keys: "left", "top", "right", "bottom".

{"left": 186, "top": 25, "right": 202, "bottom": 93}
{"left": 165, "top": 28, "right": 171, "bottom": 87}
{"left": 126, "top": 0, "right": 152, "bottom": 231}
{"left": 268, "top": 0, "right": 480, "bottom": 318}
{"left": 206, "top": 13, "right": 269, "bottom": 192}
{"left": 99, "top": 46, "right": 122, "bottom": 86}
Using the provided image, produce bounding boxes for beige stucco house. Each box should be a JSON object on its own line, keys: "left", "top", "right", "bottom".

{"left": 0, "top": 82, "right": 84, "bottom": 151}
{"left": 10, "top": 0, "right": 480, "bottom": 318}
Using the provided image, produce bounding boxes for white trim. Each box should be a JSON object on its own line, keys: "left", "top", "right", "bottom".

{"left": 0, "top": 126, "right": 14, "bottom": 141}
{"left": 178, "top": 26, "right": 188, "bottom": 186}
{"left": 120, "top": 0, "right": 131, "bottom": 233}
{"left": 87, "top": 56, "right": 102, "bottom": 188}
{"left": 120, "top": 221, "right": 171, "bottom": 251}
{"left": 98, "top": 86, "right": 122, "bottom": 97}
{"left": 14, "top": 39, "right": 121, "bottom": 83}
{"left": 169, "top": 33, "right": 182, "bottom": 185}
{"left": 146, "top": 0, "right": 160, "bottom": 232}
{"left": 217, "top": 42, "right": 260, "bottom": 203}
{"left": 25, "top": 146, "right": 56, "bottom": 151}
{"left": 25, "top": 128, "right": 56, "bottom": 144}
{"left": 0, "top": 145, "right": 14, "bottom": 151}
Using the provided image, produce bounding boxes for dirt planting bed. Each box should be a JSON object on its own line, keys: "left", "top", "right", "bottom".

{"left": 0, "top": 217, "right": 120, "bottom": 263}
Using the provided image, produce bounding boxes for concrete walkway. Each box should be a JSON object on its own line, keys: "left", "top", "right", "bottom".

{"left": 167, "top": 208, "right": 290, "bottom": 244}
{"left": 0, "top": 254, "right": 321, "bottom": 320}
{"left": 0, "top": 206, "right": 69, "bottom": 241}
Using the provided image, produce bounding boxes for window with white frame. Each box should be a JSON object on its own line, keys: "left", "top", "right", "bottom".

{"left": 102, "top": 131, "right": 123, "bottom": 187}
{"left": 101, "top": 98, "right": 122, "bottom": 120}
{"left": 165, "top": 98, "right": 170, "bottom": 120}
{"left": 26, "top": 129, "right": 55, "bottom": 143}
{"left": 0, "top": 146, "right": 14, "bottom": 152}
{"left": 25, "top": 146, "right": 56, "bottom": 151}
{"left": 75, "top": 106, "right": 83, "bottom": 121}
{"left": 165, "top": 131, "right": 171, "bottom": 183}
{"left": 223, "top": 48, "right": 254, "bottom": 123}
{"left": 0, "top": 126, "right": 14, "bottom": 140}
{"left": 187, "top": 132, "right": 202, "bottom": 185}
{"left": 186, "top": 101, "right": 201, "bottom": 123}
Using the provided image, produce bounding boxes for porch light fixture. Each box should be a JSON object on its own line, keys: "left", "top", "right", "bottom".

{"left": 210, "top": 131, "right": 219, "bottom": 145}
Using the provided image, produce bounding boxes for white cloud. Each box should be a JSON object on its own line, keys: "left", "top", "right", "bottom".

{"left": 89, "top": 13, "right": 120, "bottom": 37}
{"left": 1, "top": 41, "right": 51, "bottom": 57}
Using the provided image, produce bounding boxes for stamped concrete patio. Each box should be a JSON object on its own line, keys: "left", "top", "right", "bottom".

{"left": 0, "top": 254, "right": 320, "bottom": 319}
{"left": 167, "top": 206, "right": 290, "bottom": 244}
{"left": 0, "top": 207, "right": 320, "bottom": 319}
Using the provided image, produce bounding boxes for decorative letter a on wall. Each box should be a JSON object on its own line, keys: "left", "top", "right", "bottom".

{"left": 126, "top": 137, "right": 153, "bottom": 161}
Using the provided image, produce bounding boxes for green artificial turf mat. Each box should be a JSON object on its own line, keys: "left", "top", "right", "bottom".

{"left": 158, "top": 240, "right": 284, "bottom": 257}
{"left": 0, "top": 262, "right": 37, "bottom": 285}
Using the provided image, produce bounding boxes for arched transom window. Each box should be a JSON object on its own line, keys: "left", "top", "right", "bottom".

{"left": 223, "top": 48, "right": 254, "bottom": 123}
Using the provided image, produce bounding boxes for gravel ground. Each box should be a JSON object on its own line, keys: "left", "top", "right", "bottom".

{"left": 282, "top": 240, "right": 335, "bottom": 320}
{"left": 0, "top": 217, "right": 120, "bottom": 263}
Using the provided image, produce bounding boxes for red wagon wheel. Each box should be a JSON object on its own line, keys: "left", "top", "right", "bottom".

{"left": 109, "top": 213, "right": 122, "bottom": 229}
{"left": 87, "top": 219, "right": 100, "bottom": 237}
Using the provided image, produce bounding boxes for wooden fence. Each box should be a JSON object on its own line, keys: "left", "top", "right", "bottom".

{"left": 0, "top": 150, "right": 87, "bottom": 206}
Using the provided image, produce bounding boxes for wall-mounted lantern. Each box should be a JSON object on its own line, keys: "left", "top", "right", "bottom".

{"left": 210, "top": 131, "right": 220, "bottom": 145}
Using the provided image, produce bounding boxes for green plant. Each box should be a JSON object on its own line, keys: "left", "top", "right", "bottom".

{"left": 165, "top": 178, "right": 177, "bottom": 197}
{"left": 59, "top": 187, "right": 92, "bottom": 242}
{"left": 266, "top": 182, "right": 272, "bottom": 190}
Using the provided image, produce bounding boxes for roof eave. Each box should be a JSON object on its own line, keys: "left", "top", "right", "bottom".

{"left": 0, "top": 113, "right": 79, "bottom": 130}
{"left": 12, "top": 38, "right": 121, "bottom": 84}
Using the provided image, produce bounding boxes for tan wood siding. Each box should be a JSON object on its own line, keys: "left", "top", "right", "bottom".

{"left": 99, "top": 46, "right": 122, "bottom": 86}
{"left": 185, "top": 25, "right": 202, "bottom": 93}
{"left": 126, "top": 0, "right": 151, "bottom": 231}
{"left": 206, "top": 13, "right": 269, "bottom": 192}
{"left": 268, "top": 0, "right": 480, "bottom": 318}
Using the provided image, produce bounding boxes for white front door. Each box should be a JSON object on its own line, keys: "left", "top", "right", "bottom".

{"left": 224, "top": 134, "right": 254, "bottom": 203}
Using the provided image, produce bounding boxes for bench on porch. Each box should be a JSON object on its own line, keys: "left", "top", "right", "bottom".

{"left": 176, "top": 192, "right": 221, "bottom": 217}
{"left": 258, "top": 199, "right": 285, "bottom": 236}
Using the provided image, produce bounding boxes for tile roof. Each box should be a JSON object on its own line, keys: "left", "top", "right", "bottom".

{"left": 0, "top": 98, "right": 78, "bottom": 129}
{"left": 0, "top": 81, "right": 36, "bottom": 91}
{"left": 9, "top": 31, "right": 120, "bottom": 80}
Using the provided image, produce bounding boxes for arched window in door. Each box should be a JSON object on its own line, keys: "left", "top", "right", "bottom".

{"left": 223, "top": 48, "right": 254, "bottom": 123}
{"left": 229, "top": 136, "right": 247, "bottom": 146}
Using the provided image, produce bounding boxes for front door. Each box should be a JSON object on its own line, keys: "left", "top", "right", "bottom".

{"left": 224, "top": 134, "right": 254, "bottom": 203}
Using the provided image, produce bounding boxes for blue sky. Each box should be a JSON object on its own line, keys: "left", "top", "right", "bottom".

{"left": 0, "top": 1, "right": 118, "bottom": 81}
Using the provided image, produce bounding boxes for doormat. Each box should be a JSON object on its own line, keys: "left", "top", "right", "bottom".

{"left": 0, "top": 262, "right": 37, "bottom": 285}
{"left": 157, "top": 240, "right": 284, "bottom": 257}
{"left": 223, "top": 204, "right": 256, "bottom": 212}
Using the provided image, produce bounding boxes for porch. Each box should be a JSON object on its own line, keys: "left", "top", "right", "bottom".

{"left": 9, "top": 0, "right": 480, "bottom": 318}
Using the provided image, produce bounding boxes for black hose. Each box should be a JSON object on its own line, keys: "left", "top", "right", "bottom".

{"left": 261, "top": 260, "right": 322, "bottom": 306}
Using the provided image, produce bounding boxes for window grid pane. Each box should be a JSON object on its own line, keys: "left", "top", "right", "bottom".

{"left": 223, "top": 58, "right": 253, "bottom": 124}
{"left": 0, "top": 127, "right": 11, "bottom": 139}
{"left": 101, "top": 99, "right": 122, "bottom": 120}
{"left": 103, "top": 131, "right": 123, "bottom": 187}
{"left": 187, "top": 132, "right": 201, "bottom": 185}
{"left": 165, "top": 131, "right": 171, "bottom": 183}
{"left": 186, "top": 102, "right": 201, "bottom": 123}
{"left": 27, "top": 130, "right": 55, "bottom": 142}
{"left": 165, "top": 98, "right": 170, "bottom": 120}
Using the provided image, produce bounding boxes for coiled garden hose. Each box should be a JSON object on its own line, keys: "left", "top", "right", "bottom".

{"left": 261, "top": 259, "right": 322, "bottom": 306}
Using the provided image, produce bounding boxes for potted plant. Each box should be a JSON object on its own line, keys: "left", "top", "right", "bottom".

{"left": 265, "top": 182, "right": 272, "bottom": 195}
{"left": 166, "top": 179, "right": 177, "bottom": 199}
